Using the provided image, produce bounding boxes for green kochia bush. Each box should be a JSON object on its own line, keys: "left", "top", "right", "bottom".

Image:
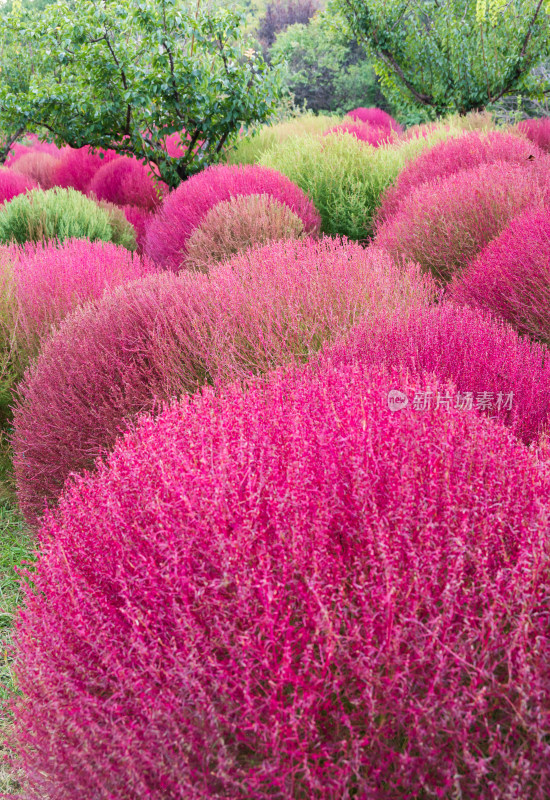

{"left": 0, "top": 187, "right": 134, "bottom": 247}
{"left": 259, "top": 128, "right": 460, "bottom": 239}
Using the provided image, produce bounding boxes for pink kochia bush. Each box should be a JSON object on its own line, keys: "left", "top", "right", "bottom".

{"left": 88, "top": 156, "right": 168, "bottom": 211}
{"left": 346, "top": 106, "right": 402, "bottom": 132}
{"left": 517, "top": 117, "right": 550, "bottom": 153}
{"left": 145, "top": 164, "right": 322, "bottom": 270}
{"left": 5, "top": 134, "right": 65, "bottom": 167}
{"left": 323, "top": 122, "right": 391, "bottom": 147}
{"left": 51, "top": 146, "right": 118, "bottom": 193}
{"left": 13, "top": 238, "right": 434, "bottom": 522}
{"left": 450, "top": 207, "right": 550, "bottom": 345}
{"left": 376, "top": 130, "right": 544, "bottom": 224}
{"left": 375, "top": 161, "right": 550, "bottom": 282}
{"left": 323, "top": 303, "right": 550, "bottom": 443}
{"left": 122, "top": 204, "right": 153, "bottom": 253}
{"left": 10, "top": 361, "right": 550, "bottom": 799}
{"left": 11, "top": 152, "right": 61, "bottom": 190}
{"left": 0, "top": 168, "right": 36, "bottom": 205}
{"left": 8, "top": 238, "right": 158, "bottom": 361}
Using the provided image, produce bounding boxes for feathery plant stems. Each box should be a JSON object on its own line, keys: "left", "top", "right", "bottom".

{"left": 228, "top": 114, "right": 338, "bottom": 166}
{"left": 8, "top": 362, "right": 550, "bottom": 798}
{"left": 259, "top": 126, "right": 464, "bottom": 239}
{"left": 0, "top": 188, "right": 126, "bottom": 247}
{"left": 13, "top": 238, "right": 435, "bottom": 523}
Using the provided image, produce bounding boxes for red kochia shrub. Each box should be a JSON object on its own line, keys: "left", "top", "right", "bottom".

{"left": 13, "top": 238, "right": 434, "bottom": 522}
{"left": 121, "top": 204, "right": 153, "bottom": 253}
{"left": 0, "top": 168, "right": 36, "bottom": 205}
{"left": 11, "top": 152, "right": 61, "bottom": 189}
{"left": 346, "top": 106, "right": 402, "bottom": 132}
{"left": 517, "top": 117, "right": 550, "bottom": 153}
{"left": 450, "top": 206, "right": 550, "bottom": 345}
{"left": 376, "top": 130, "right": 544, "bottom": 224}
{"left": 10, "top": 361, "right": 550, "bottom": 799}
{"left": 323, "top": 303, "right": 550, "bottom": 443}
{"left": 145, "top": 164, "right": 322, "bottom": 270}
{"left": 323, "top": 122, "right": 392, "bottom": 146}
{"left": 88, "top": 156, "right": 168, "bottom": 212}
{"left": 11, "top": 238, "right": 159, "bottom": 359}
{"left": 375, "top": 161, "right": 550, "bottom": 282}
{"left": 51, "top": 146, "right": 118, "bottom": 193}
{"left": 5, "top": 134, "right": 65, "bottom": 167}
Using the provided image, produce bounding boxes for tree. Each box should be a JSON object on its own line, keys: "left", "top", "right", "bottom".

{"left": 256, "top": 0, "right": 320, "bottom": 54}
{"left": 0, "top": 0, "right": 282, "bottom": 187}
{"left": 330, "top": 0, "right": 550, "bottom": 117}
{"left": 271, "top": 14, "right": 387, "bottom": 114}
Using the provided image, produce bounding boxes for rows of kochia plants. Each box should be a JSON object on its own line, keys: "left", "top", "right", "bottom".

{"left": 0, "top": 108, "right": 550, "bottom": 798}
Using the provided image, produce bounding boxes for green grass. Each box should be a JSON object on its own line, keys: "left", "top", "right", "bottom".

{"left": 0, "top": 499, "right": 33, "bottom": 795}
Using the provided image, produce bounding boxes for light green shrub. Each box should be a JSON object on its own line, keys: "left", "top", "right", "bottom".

{"left": 97, "top": 201, "right": 137, "bottom": 251}
{"left": 229, "top": 114, "right": 337, "bottom": 165}
{"left": 0, "top": 188, "right": 127, "bottom": 246}
{"left": 259, "top": 127, "right": 461, "bottom": 239}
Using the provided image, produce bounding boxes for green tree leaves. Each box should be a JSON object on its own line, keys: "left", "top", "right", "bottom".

{"left": 331, "top": 0, "right": 550, "bottom": 116}
{"left": 0, "top": 0, "right": 283, "bottom": 186}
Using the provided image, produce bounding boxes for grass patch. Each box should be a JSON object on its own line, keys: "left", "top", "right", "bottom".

{"left": 0, "top": 500, "right": 33, "bottom": 795}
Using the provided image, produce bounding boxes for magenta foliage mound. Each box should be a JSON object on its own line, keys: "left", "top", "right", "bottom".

{"left": 5, "top": 134, "right": 65, "bottom": 167}
{"left": 323, "top": 303, "right": 550, "bottom": 443}
{"left": 377, "top": 130, "right": 544, "bottom": 224}
{"left": 145, "top": 164, "right": 322, "bottom": 270}
{"left": 51, "top": 146, "right": 118, "bottom": 193}
{"left": 122, "top": 204, "right": 153, "bottom": 253}
{"left": 323, "top": 122, "right": 391, "bottom": 146}
{"left": 0, "top": 168, "right": 36, "bottom": 205}
{"left": 449, "top": 206, "right": 550, "bottom": 345}
{"left": 11, "top": 238, "right": 159, "bottom": 358}
{"left": 517, "top": 117, "right": 550, "bottom": 153}
{"left": 11, "top": 360, "right": 550, "bottom": 799}
{"left": 375, "top": 160, "right": 550, "bottom": 282}
{"left": 88, "top": 156, "right": 168, "bottom": 212}
{"left": 346, "top": 106, "right": 402, "bottom": 132}
{"left": 11, "top": 152, "right": 60, "bottom": 190}
{"left": 13, "top": 237, "right": 434, "bottom": 522}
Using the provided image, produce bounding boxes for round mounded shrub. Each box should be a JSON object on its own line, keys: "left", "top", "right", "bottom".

{"left": 5, "top": 134, "right": 65, "bottom": 167}
{"left": 13, "top": 237, "right": 434, "bottom": 522}
{"left": 375, "top": 161, "right": 550, "bottom": 283}
{"left": 0, "top": 168, "right": 36, "bottom": 205}
{"left": 10, "top": 360, "right": 550, "bottom": 799}
{"left": 0, "top": 187, "right": 130, "bottom": 246}
{"left": 346, "top": 106, "right": 402, "bottom": 132}
{"left": 516, "top": 117, "right": 550, "bottom": 153}
{"left": 122, "top": 204, "right": 153, "bottom": 253}
{"left": 51, "top": 146, "right": 118, "bottom": 193}
{"left": 1, "top": 238, "right": 157, "bottom": 371}
{"left": 376, "top": 130, "right": 544, "bottom": 224}
{"left": 259, "top": 127, "right": 461, "bottom": 240}
{"left": 449, "top": 206, "right": 550, "bottom": 345}
{"left": 184, "top": 194, "right": 309, "bottom": 271}
{"left": 96, "top": 201, "right": 137, "bottom": 251}
{"left": 144, "top": 164, "right": 322, "bottom": 270}
{"left": 88, "top": 156, "right": 167, "bottom": 212}
{"left": 322, "top": 303, "right": 550, "bottom": 443}
{"left": 11, "top": 152, "right": 60, "bottom": 190}
{"left": 322, "top": 122, "right": 392, "bottom": 147}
